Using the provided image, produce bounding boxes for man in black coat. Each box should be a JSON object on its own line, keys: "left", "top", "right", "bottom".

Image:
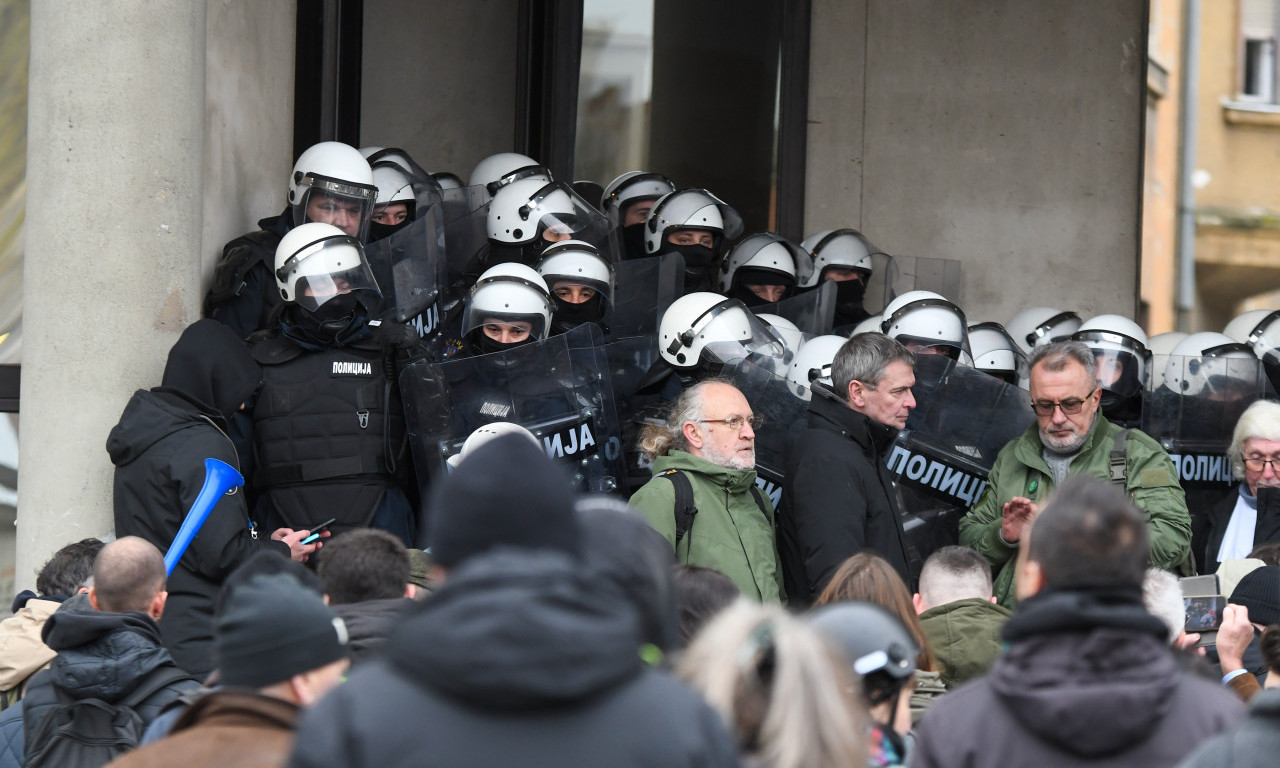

{"left": 287, "top": 436, "right": 740, "bottom": 768}
{"left": 778, "top": 332, "right": 916, "bottom": 604}
{"left": 108, "top": 319, "right": 318, "bottom": 678}
{"left": 912, "top": 477, "right": 1244, "bottom": 768}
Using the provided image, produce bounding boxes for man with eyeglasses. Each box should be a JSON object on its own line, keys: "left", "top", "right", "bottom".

{"left": 629, "top": 379, "right": 784, "bottom": 603}
{"left": 776, "top": 333, "right": 918, "bottom": 605}
{"left": 1191, "top": 399, "right": 1280, "bottom": 574}
{"left": 960, "top": 340, "right": 1191, "bottom": 607}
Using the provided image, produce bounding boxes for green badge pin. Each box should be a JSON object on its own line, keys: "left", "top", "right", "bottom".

{"left": 1027, "top": 480, "right": 1038, "bottom": 495}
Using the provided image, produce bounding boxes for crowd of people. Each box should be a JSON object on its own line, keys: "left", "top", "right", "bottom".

{"left": 6, "top": 141, "right": 1280, "bottom": 765}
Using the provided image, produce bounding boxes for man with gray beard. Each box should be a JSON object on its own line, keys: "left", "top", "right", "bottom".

{"left": 629, "top": 379, "right": 784, "bottom": 602}
{"left": 960, "top": 340, "right": 1191, "bottom": 607}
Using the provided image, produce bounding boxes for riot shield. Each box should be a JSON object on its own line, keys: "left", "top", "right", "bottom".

{"left": 880, "top": 254, "right": 965, "bottom": 306}
{"left": 720, "top": 356, "right": 811, "bottom": 511}
{"left": 1142, "top": 352, "right": 1269, "bottom": 520}
{"left": 603, "top": 332, "right": 668, "bottom": 496}
{"left": 400, "top": 323, "right": 627, "bottom": 507}
{"left": 891, "top": 354, "right": 1036, "bottom": 569}
{"left": 610, "top": 253, "right": 684, "bottom": 339}
{"left": 752, "top": 281, "right": 837, "bottom": 336}
{"left": 438, "top": 185, "right": 493, "bottom": 292}
{"left": 846, "top": 251, "right": 899, "bottom": 319}
{"left": 365, "top": 200, "right": 448, "bottom": 327}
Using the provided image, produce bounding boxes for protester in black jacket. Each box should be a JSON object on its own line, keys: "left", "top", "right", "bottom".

{"left": 913, "top": 477, "right": 1243, "bottom": 768}
{"left": 778, "top": 334, "right": 916, "bottom": 605}
{"left": 108, "top": 319, "right": 317, "bottom": 677}
{"left": 288, "top": 436, "right": 740, "bottom": 768}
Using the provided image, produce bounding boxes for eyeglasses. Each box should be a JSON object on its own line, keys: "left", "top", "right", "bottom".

{"left": 700, "top": 416, "right": 764, "bottom": 431}
{"left": 1243, "top": 456, "right": 1280, "bottom": 472}
{"left": 1030, "top": 388, "right": 1096, "bottom": 417}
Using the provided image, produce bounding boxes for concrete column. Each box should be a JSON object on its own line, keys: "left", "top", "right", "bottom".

{"left": 19, "top": 2, "right": 208, "bottom": 587}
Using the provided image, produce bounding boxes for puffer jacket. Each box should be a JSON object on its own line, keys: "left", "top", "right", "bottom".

{"left": 960, "top": 415, "right": 1192, "bottom": 606}
{"left": 919, "top": 597, "right": 1012, "bottom": 688}
{"left": 629, "top": 450, "right": 784, "bottom": 602}
{"left": 912, "top": 588, "right": 1244, "bottom": 768}
{"left": 287, "top": 549, "right": 740, "bottom": 768}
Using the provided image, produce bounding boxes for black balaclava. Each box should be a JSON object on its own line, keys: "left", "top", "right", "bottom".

{"left": 620, "top": 223, "right": 648, "bottom": 261}
{"left": 551, "top": 293, "right": 606, "bottom": 335}
{"left": 829, "top": 269, "right": 871, "bottom": 325}
{"left": 282, "top": 295, "right": 368, "bottom": 348}
{"left": 470, "top": 328, "right": 537, "bottom": 357}
{"left": 487, "top": 239, "right": 552, "bottom": 268}
{"left": 368, "top": 202, "right": 416, "bottom": 243}
{"left": 730, "top": 268, "right": 795, "bottom": 309}
{"left": 667, "top": 241, "right": 719, "bottom": 295}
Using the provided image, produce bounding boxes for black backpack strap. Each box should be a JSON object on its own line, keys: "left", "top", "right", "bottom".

{"left": 748, "top": 484, "right": 773, "bottom": 527}
{"left": 120, "top": 665, "right": 195, "bottom": 711}
{"left": 659, "top": 469, "right": 699, "bottom": 548}
{"left": 1110, "top": 428, "right": 1130, "bottom": 486}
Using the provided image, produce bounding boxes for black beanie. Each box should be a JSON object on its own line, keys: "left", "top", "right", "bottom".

{"left": 1230, "top": 565, "right": 1280, "bottom": 626}
{"left": 216, "top": 573, "right": 349, "bottom": 688}
{"left": 427, "top": 433, "right": 580, "bottom": 568}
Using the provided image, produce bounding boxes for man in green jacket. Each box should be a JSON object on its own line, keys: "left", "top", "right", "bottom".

{"left": 913, "top": 545, "right": 1012, "bottom": 689}
{"left": 960, "top": 340, "right": 1191, "bottom": 607}
{"left": 629, "top": 379, "right": 785, "bottom": 603}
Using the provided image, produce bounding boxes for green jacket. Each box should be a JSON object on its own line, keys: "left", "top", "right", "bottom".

{"left": 919, "top": 597, "right": 1012, "bottom": 689}
{"left": 959, "top": 415, "right": 1191, "bottom": 607}
{"left": 629, "top": 450, "right": 785, "bottom": 603}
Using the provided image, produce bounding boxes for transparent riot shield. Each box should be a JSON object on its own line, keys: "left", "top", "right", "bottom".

{"left": 438, "top": 185, "right": 493, "bottom": 293}
{"left": 1142, "top": 353, "right": 1269, "bottom": 521}
{"left": 890, "top": 354, "right": 1036, "bottom": 570}
{"left": 365, "top": 200, "right": 448, "bottom": 328}
{"left": 603, "top": 333, "right": 667, "bottom": 495}
{"left": 399, "top": 323, "right": 627, "bottom": 510}
{"left": 752, "top": 281, "right": 837, "bottom": 336}
{"left": 879, "top": 254, "right": 965, "bottom": 306}
{"left": 845, "top": 251, "right": 899, "bottom": 319}
{"left": 609, "top": 253, "right": 684, "bottom": 339}
{"left": 720, "top": 356, "right": 811, "bottom": 511}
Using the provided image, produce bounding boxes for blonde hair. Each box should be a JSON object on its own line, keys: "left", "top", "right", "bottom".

{"left": 677, "top": 601, "right": 867, "bottom": 768}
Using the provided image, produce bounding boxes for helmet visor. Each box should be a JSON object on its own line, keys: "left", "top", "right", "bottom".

{"left": 295, "top": 176, "right": 377, "bottom": 242}
{"left": 687, "top": 299, "right": 791, "bottom": 369}
{"left": 278, "top": 235, "right": 382, "bottom": 314}
{"left": 460, "top": 275, "right": 554, "bottom": 341}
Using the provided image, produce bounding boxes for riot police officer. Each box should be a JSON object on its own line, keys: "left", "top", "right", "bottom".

{"left": 718, "top": 233, "right": 802, "bottom": 308}
{"left": 250, "top": 222, "right": 419, "bottom": 545}
{"left": 204, "top": 141, "right": 378, "bottom": 339}
{"left": 601, "top": 171, "right": 676, "bottom": 260}
{"left": 799, "top": 228, "right": 880, "bottom": 333}
{"left": 536, "top": 240, "right": 615, "bottom": 336}
{"left": 1072, "top": 314, "right": 1151, "bottom": 428}
{"left": 643, "top": 189, "right": 744, "bottom": 295}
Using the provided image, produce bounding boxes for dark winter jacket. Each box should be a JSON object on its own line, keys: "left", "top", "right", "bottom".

{"left": 919, "top": 597, "right": 1012, "bottom": 689}
{"left": 777, "top": 384, "right": 912, "bottom": 604}
{"left": 1191, "top": 485, "right": 1280, "bottom": 574}
{"left": 286, "top": 549, "right": 741, "bottom": 768}
{"left": 105, "top": 690, "right": 301, "bottom": 768}
{"left": 203, "top": 210, "right": 292, "bottom": 340}
{"left": 108, "top": 319, "right": 285, "bottom": 678}
{"left": 912, "top": 587, "right": 1244, "bottom": 768}
{"left": 22, "top": 595, "right": 198, "bottom": 760}
{"left": 330, "top": 598, "right": 413, "bottom": 664}
{"left": 1177, "top": 689, "right": 1280, "bottom": 768}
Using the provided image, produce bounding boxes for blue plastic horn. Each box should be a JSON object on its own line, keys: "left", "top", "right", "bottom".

{"left": 164, "top": 458, "right": 245, "bottom": 576}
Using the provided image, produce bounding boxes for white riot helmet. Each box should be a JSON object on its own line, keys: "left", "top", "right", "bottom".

{"left": 446, "top": 422, "right": 542, "bottom": 469}
{"left": 1224, "top": 309, "right": 1280, "bottom": 359}
{"left": 1161, "top": 332, "right": 1257, "bottom": 396}
{"left": 468, "top": 152, "right": 552, "bottom": 199}
{"left": 288, "top": 142, "right": 378, "bottom": 242}
{"left": 798, "top": 229, "right": 877, "bottom": 289}
{"left": 880, "top": 290, "right": 970, "bottom": 362}
{"left": 1148, "top": 331, "right": 1189, "bottom": 357}
{"left": 1072, "top": 314, "right": 1151, "bottom": 399}
{"left": 461, "top": 262, "right": 555, "bottom": 343}
{"left": 1006, "top": 307, "right": 1082, "bottom": 354}
{"left": 537, "top": 240, "right": 616, "bottom": 305}
{"left": 372, "top": 164, "right": 415, "bottom": 207}
{"left": 852, "top": 314, "right": 883, "bottom": 336}
{"left": 487, "top": 179, "right": 599, "bottom": 245}
{"left": 967, "top": 322, "right": 1029, "bottom": 387}
{"left": 360, "top": 146, "right": 422, "bottom": 179}
{"left": 601, "top": 171, "right": 676, "bottom": 224}
{"left": 643, "top": 189, "right": 744, "bottom": 255}
{"left": 718, "top": 233, "right": 801, "bottom": 299}
{"left": 273, "top": 222, "right": 382, "bottom": 312}
{"left": 786, "top": 335, "right": 847, "bottom": 401}
{"left": 432, "top": 171, "right": 464, "bottom": 191}
{"left": 658, "top": 292, "right": 787, "bottom": 372}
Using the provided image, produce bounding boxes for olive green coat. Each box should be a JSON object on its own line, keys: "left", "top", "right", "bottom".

{"left": 630, "top": 450, "right": 785, "bottom": 603}
{"left": 959, "top": 415, "right": 1192, "bottom": 607}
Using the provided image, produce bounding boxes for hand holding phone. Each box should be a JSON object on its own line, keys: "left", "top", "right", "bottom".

{"left": 301, "top": 517, "right": 337, "bottom": 545}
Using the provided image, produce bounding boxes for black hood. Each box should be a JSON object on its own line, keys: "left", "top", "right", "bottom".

{"left": 157, "top": 319, "right": 260, "bottom": 422}
{"left": 385, "top": 548, "right": 643, "bottom": 711}
{"left": 989, "top": 587, "right": 1179, "bottom": 757}
{"left": 106, "top": 389, "right": 219, "bottom": 468}
{"left": 41, "top": 593, "right": 178, "bottom": 703}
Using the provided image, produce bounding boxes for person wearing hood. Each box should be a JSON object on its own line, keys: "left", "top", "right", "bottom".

{"left": 108, "top": 319, "right": 320, "bottom": 678}
{"left": 912, "top": 476, "right": 1243, "bottom": 768}
{"left": 287, "top": 435, "right": 740, "bottom": 768}
{"left": 777, "top": 333, "right": 917, "bottom": 606}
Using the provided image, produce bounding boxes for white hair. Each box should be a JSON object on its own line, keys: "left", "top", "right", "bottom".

{"left": 1230, "top": 400, "right": 1280, "bottom": 480}
{"left": 1141, "top": 568, "right": 1183, "bottom": 645}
